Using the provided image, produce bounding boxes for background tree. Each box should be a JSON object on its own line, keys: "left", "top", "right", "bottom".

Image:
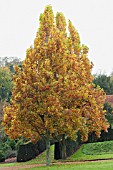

{"left": 3, "top": 5, "right": 109, "bottom": 165}
{"left": 93, "top": 73, "right": 113, "bottom": 126}
{"left": 0, "top": 57, "right": 22, "bottom": 161}
{"left": 93, "top": 73, "right": 113, "bottom": 95}
{"left": 0, "top": 56, "right": 22, "bottom": 116}
{"left": 0, "top": 67, "right": 13, "bottom": 113}
{"left": 0, "top": 57, "right": 22, "bottom": 74}
{"left": 104, "top": 102, "right": 113, "bottom": 126}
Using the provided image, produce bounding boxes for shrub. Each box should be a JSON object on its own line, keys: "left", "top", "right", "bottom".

{"left": 35, "top": 139, "right": 46, "bottom": 154}
{"left": 15, "top": 138, "right": 24, "bottom": 151}
{"left": 5, "top": 150, "right": 17, "bottom": 159}
{"left": 0, "top": 150, "right": 5, "bottom": 162}
{"left": 6, "top": 139, "right": 16, "bottom": 150}
{"left": 17, "top": 142, "right": 38, "bottom": 162}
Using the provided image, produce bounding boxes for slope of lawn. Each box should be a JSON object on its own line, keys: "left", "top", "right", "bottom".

{"left": 1, "top": 141, "right": 113, "bottom": 168}
{"left": 68, "top": 140, "right": 113, "bottom": 161}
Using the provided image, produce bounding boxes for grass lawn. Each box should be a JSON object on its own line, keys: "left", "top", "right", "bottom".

{"left": 1, "top": 141, "right": 113, "bottom": 169}
{"left": 22, "top": 161, "right": 113, "bottom": 170}
{"left": 68, "top": 141, "right": 113, "bottom": 161}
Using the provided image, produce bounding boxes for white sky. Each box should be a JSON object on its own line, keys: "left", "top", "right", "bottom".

{"left": 0, "top": 0, "right": 113, "bottom": 75}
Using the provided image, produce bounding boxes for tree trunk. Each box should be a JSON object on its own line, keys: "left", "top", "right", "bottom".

{"left": 45, "top": 130, "right": 51, "bottom": 166}
{"left": 61, "top": 134, "right": 66, "bottom": 160}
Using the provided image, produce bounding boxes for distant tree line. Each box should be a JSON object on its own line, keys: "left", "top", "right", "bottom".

{"left": 93, "top": 73, "right": 113, "bottom": 126}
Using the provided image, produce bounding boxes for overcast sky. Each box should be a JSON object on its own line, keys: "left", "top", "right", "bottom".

{"left": 0, "top": 0, "right": 113, "bottom": 75}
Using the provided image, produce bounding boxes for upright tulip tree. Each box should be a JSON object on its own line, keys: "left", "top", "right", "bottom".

{"left": 3, "top": 6, "right": 109, "bottom": 165}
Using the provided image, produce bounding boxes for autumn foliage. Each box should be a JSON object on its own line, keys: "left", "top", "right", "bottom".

{"left": 2, "top": 5, "right": 109, "bottom": 164}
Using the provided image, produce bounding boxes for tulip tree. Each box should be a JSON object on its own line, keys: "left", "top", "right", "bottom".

{"left": 2, "top": 6, "right": 109, "bottom": 165}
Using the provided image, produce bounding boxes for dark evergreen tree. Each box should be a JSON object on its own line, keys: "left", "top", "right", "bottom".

{"left": 93, "top": 73, "right": 113, "bottom": 95}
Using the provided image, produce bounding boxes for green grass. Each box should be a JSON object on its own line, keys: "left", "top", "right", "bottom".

{"left": 68, "top": 141, "right": 113, "bottom": 161}
{"left": 82, "top": 141, "right": 113, "bottom": 155}
{"left": 22, "top": 161, "right": 113, "bottom": 170}
{"left": 1, "top": 141, "right": 113, "bottom": 169}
